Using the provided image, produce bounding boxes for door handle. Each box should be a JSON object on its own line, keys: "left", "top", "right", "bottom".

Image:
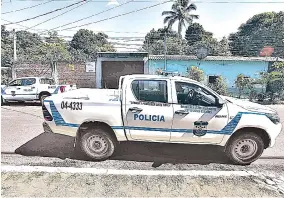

{"left": 129, "top": 107, "right": 142, "bottom": 113}
{"left": 175, "top": 110, "right": 189, "bottom": 115}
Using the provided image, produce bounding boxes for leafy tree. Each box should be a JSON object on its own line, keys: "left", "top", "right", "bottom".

{"left": 1, "top": 26, "right": 13, "bottom": 68}
{"left": 266, "top": 61, "right": 284, "bottom": 101}
{"left": 217, "top": 37, "right": 231, "bottom": 56}
{"left": 208, "top": 76, "right": 228, "bottom": 96}
{"left": 184, "top": 23, "right": 231, "bottom": 56}
{"left": 162, "top": 0, "right": 199, "bottom": 37}
{"left": 185, "top": 23, "right": 213, "bottom": 45}
{"left": 69, "top": 29, "right": 115, "bottom": 61}
{"left": 142, "top": 27, "right": 186, "bottom": 55}
{"left": 187, "top": 66, "right": 204, "bottom": 82}
{"left": 229, "top": 11, "right": 284, "bottom": 58}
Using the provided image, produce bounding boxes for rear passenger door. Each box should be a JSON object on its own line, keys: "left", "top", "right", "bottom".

{"left": 124, "top": 78, "right": 174, "bottom": 142}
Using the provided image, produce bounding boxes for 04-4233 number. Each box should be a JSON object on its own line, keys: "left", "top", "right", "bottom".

{"left": 61, "top": 101, "right": 82, "bottom": 110}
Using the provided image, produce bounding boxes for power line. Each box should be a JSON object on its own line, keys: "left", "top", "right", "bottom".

{"left": 3, "top": 0, "right": 86, "bottom": 26}
{"left": 25, "top": 0, "right": 89, "bottom": 31}
{"left": 1, "top": 0, "right": 54, "bottom": 14}
{"left": 38, "top": 0, "right": 135, "bottom": 34}
{"left": 59, "top": 0, "right": 172, "bottom": 31}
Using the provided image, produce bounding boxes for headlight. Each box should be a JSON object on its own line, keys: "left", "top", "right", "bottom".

{"left": 266, "top": 113, "right": 280, "bottom": 124}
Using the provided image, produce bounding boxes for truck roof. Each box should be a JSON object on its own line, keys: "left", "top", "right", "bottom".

{"left": 122, "top": 74, "right": 199, "bottom": 83}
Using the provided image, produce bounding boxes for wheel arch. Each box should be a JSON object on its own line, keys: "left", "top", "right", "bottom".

{"left": 39, "top": 91, "right": 51, "bottom": 98}
{"left": 76, "top": 121, "right": 118, "bottom": 143}
{"left": 226, "top": 127, "right": 271, "bottom": 149}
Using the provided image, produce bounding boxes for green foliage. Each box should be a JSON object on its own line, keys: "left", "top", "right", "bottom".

{"left": 69, "top": 29, "right": 115, "bottom": 61}
{"left": 162, "top": 0, "right": 199, "bottom": 37}
{"left": 208, "top": 76, "right": 228, "bottom": 96}
{"left": 235, "top": 74, "right": 253, "bottom": 98}
{"left": 184, "top": 23, "right": 231, "bottom": 56}
{"left": 229, "top": 11, "right": 284, "bottom": 58}
{"left": 185, "top": 23, "right": 213, "bottom": 45}
{"left": 187, "top": 66, "right": 204, "bottom": 82}
{"left": 1, "top": 25, "right": 13, "bottom": 67}
{"left": 265, "top": 61, "right": 284, "bottom": 101}
{"left": 142, "top": 28, "right": 186, "bottom": 55}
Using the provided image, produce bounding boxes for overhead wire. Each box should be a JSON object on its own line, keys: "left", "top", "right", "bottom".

{"left": 38, "top": 0, "right": 135, "bottom": 34}
{"left": 24, "top": 0, "right": 90, "bottom": 31}
{"left": 56, "top": 0, "right": 172, "bottom": 31}
{"left": 1, "top": 0, "right": 54, "bottom": 14}
{"left": 3, "top": 0, "right": 87, "bottom": 25}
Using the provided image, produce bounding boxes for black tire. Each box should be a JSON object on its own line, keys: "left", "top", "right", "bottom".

{"left": 1, "top": 96, "right": 6, "bottom": 106}
{"left": 225, "top": 132, "right": 264, "bottom": 165}
{"left": 79, "top": 128, "right": 117, "bottom": 161}
{"left": 40, "top": 94, "right": 49, "bottom": 105}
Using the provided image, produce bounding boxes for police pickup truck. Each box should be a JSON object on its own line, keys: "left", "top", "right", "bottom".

{"left": 1, "top": 77, "right": 76, "bottom": 105}
{"left": 42, "top": 74, "right": 282, "bottom": 165}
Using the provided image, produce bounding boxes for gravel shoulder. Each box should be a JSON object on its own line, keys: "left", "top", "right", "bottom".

{"left": 2, "top": 169, "right": 284, "bottom": 197}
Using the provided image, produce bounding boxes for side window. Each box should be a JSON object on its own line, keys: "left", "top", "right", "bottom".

{"left": 131, "top": 80, "right": 168, "bottom": 103}
{"left": 175, "top": 82, "right": 217, "bottom": 106}
{"left": 8, "top": 79, "right": 22, "bottom": 86}
{"left": 22, "top": 78, "right": 36, "bottom": 86}
{"left": 40, "top": 78, "right": 55, "bottom": 85}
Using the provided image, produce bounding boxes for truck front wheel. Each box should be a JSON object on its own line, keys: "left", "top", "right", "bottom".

{"left": 225, "top": 132, "right": 264, "bottom": 165}
{"left": 79, "top": 128, "right": 116, "bottom": 161}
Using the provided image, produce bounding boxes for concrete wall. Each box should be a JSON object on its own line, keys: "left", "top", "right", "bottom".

{"left": 13, "top": 63, "right": 96, "bottom": 88}
{"left": 148, "top": 59, "right": 269, "bottom": 88}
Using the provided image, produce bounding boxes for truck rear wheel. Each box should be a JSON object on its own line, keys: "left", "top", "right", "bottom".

{"left": 225, "top": 132, "right": 264, "bottom": 165}
{"left": 79, "top": 128, "right": 116, "bottom": 161}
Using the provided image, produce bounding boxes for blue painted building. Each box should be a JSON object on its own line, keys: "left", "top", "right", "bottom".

{"left": 145, "top": 55, "right": 282, "bottom": 94}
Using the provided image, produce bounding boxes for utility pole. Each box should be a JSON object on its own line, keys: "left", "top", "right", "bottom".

{"left": 12, "top": 29, "right": 17, "bottom": 79}
{"left": 164, "top": 32, "right": 167, "bottom": 71}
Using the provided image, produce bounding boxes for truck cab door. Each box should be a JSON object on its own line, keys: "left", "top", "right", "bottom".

{"left": 123, "top": 78, "right": 174, "bottom": 142}
{"left": 170, "top": 81, "right": 229, "bottom": 144}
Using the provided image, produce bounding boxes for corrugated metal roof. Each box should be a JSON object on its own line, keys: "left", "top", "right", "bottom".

{"left": 148, "top": 55, "right": 283, "bottom": 62}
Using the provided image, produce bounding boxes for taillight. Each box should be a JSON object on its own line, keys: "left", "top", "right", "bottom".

{"left": 60, "top": 86, "right": 66, "bottom": 93}
{"left": 42, "top": 103, "right": 53, "bottom": 121}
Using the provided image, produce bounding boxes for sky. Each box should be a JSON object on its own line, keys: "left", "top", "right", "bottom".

{"left": 1, "top": 0, "right": 284, "bottom": 51}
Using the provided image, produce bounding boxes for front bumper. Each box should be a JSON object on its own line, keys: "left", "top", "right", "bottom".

{"left": 267, "top": 122, "right": 282, "bottom": 147}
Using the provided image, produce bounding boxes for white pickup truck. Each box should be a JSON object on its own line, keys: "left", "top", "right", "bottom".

{"left": 42, "top": 74, "right": 282, "bottom": 165}
{"left": 1, "top": 77, "right": 76, "bottom": 104}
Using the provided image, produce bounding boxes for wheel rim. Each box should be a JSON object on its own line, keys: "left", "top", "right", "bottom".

{"left": 86, "top": 135, "right": 108, "bottom": 156}
{"left": 233, "top": 139, "right": 258, "bottom": 160}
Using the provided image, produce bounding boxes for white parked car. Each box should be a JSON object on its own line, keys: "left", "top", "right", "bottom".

{"left": 1, "top": 77, "right": 76, "bottom": 104}
{"left": 42, "top": 74, "right": 282, "bottom": 165}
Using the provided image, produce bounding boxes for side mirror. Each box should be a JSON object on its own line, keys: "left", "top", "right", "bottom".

{"left": 217, "top": 98, "right": 225, "bottom": 107}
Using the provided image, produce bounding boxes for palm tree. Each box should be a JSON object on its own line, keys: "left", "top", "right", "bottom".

{"left": 162, "top": 0, "right": 199, "bottom": 37}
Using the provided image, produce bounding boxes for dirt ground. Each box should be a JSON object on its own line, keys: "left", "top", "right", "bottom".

{"left": 1, "top": 171, "right": 284, "bottom": 197}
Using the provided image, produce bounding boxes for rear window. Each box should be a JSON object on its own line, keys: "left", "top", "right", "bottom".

{"left": 131, "top": 80, "right": 168, "bottom": 103}
{"left": 40, "top": 78, "right": 55, "bottom": 85}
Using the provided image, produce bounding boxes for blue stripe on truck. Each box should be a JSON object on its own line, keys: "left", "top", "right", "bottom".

{"left": 45, "top": 99, "right": 266, "bottom": 135}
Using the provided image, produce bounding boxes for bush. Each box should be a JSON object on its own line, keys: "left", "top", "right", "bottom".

{"left": 208, "top": 76, "right": 228, "bottom": 95}
{"left": 187, "top": 66, "right": 205, "bottom": 82}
